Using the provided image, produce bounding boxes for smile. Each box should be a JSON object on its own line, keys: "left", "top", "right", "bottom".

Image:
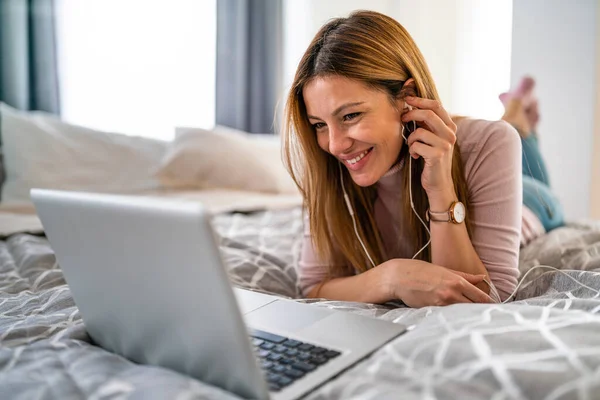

{"left": 343, "top": 147, "right": 373, "bottom": 170}
{"left": 347, "top": 149, "right": 369, "bottom": 164}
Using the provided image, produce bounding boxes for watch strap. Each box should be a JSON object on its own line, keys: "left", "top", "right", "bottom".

{"left": 427, "top": 201, "right": 464, "bottom": 224}
{"left": 426, "top": 208, "right": 451, "bottom": 222}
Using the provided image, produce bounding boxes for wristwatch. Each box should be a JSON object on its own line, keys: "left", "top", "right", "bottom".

{"left": 427, "top": 201, "right": 466, "bottom": 224}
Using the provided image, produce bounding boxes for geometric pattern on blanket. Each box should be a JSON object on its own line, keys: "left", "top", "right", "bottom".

{"left": 213, "top": 208, "right": 302, "bottom": 299}
{"left": 2, "top": 208, "right": 600, "bottom": 399}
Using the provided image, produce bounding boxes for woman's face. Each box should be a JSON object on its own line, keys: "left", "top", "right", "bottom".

{"left": 303, "top": 75, "right": 404, "bottom": 187}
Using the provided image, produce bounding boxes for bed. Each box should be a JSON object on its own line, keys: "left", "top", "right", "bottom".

{"left": 2, "top": 206, "right": 600, "bottom": 399}
{"left": 2, "top": 103, "right": 600, "bottom": 399}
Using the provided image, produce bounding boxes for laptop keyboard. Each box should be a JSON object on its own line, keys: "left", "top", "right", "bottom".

{"left": 250, "top": 329, "right": 341, "bottom": 392}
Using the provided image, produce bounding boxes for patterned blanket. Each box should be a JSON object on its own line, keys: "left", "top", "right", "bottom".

{"left": 1, "top": 207, "right": 600, "bottom": 399}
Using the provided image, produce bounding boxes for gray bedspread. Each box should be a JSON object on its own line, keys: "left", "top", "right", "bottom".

{"left": 1, "top": 207, "right": 600, "bottom": 399}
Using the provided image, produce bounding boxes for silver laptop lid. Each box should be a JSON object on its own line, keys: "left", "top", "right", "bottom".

{"left": 31, "top": 189, "right": 270, "bottom": 400}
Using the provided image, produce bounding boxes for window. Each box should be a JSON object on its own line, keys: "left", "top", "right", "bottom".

{"left": 56, "top": 0, "right": 216, "bottom": 141}
{"left": 451, "top": 0, "right": 513, "bottom": 120}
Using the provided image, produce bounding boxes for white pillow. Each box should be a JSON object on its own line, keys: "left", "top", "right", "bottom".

{"left": 214, "top": 125, "right": 298, "bottom": 194}
{"left": 155, "top": 126, "right": 298, "bottom": 194}
{"left": 0, "top": 103, "right": 167, "bottom": 204}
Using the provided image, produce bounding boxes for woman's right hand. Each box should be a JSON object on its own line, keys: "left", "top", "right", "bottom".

{"left": 380, "top": 258, "right": 495, "bottom": 307}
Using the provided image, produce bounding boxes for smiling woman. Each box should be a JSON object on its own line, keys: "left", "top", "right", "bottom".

{"left": 283, "top": 11, "right": 522, "bottom": 307}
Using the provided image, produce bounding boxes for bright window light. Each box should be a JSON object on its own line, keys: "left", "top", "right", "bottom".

{"left": 452, "top": 0, "right": 513, "bottom": 120}
{"left": 55, "top": 0, "right": 216, "bottom": 141}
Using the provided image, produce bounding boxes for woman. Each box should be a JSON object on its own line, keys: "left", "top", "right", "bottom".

{"left": 283, "top": 11, "right": 521, "bottom": 306}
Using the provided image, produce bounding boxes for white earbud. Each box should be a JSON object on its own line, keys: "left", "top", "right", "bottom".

{"left": 402, "top": 102, "right": 421, "bottom": 141}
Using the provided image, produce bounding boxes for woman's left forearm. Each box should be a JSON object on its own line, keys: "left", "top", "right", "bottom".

{"left": 428, "top": 189, "right": 490, "bottom": 290}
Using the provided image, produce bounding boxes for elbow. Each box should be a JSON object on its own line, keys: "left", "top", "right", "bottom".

{"left": 482, "top": 262, "right": 519, "bottom": 303}
{"left": 301, "top": 281, "right": 324, "bottom": 299}
{"left": 488, "top": 276, "right": 518, "bottom": 302}
{"left": 497, "top": 285, "right": 516, "bottom": 302}
{"left": 305, "top": 285, "right": 320, "bottom": 298}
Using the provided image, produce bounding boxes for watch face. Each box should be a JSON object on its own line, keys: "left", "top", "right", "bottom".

{"left": 453, "top": 202, "right": 466, "bottom": 223}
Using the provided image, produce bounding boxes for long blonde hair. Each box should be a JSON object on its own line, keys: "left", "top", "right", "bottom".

{"left": 283, "top": 11, "right": 471, "bottom": 281}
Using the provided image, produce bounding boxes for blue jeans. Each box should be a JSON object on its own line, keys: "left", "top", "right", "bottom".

{"left": 521, "top": 134, "right": 564, "bottom": 231}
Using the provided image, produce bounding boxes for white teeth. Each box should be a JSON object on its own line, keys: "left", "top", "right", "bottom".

{"left": 346, "top": 149, "right": 370, "bottom": 165}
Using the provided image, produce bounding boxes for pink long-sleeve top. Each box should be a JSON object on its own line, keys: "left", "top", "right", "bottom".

{"left": 298, "top": 118, "right": 523, "bottom": 302}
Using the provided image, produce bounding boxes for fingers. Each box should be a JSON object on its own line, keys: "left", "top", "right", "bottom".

{"left": 461, "top": 279, "right": 495, "bottom": 303}
{"left": 406, "top": 127, "right": 447, "bottom": 149}
{"left": 434, "top": 290, "right": 473, "bottom": 306}
{"left": 402, "top": 108, "right": 456, "bottom": 144}
{"left": 449, "top": 269, "right": 486, "bottom": 284}
{"left": 406, "top": 129, "right": 449, "bottom": 160}
{"left": 455, "top": 294, "right": 474, "bottom": 304}
{"left": 446, "top": 271, "right": 495, "bottom": 303}
{"left": 464, "top": 274, "right": 486, "bottom": 285}
{"left": 405, "top": 96, "right": 456, "bottom": 131}
{"left": 408, "top": 141, "right": 445, "bottom": 161}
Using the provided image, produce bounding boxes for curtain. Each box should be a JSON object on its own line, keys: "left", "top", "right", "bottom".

{"left": 0, "top": 0, "right": 61, "bottom": 114}
{"left": 216, "top": 0, "right": 282, "bottom": 134}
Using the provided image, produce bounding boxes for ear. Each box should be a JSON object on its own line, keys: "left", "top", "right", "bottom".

{"left": 395, "top": 78, "right": 417, "bottom": 111}
{"left": 400, "top": 78, "right": 417, "bottom": 99}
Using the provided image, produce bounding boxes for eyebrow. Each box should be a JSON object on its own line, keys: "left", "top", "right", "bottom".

{"left": 307, "top": 101, "right": 365, "bottom": 120}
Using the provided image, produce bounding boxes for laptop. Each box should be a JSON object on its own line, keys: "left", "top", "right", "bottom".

{"left": 31, "top": 189, "right": 406, "bottom": 400}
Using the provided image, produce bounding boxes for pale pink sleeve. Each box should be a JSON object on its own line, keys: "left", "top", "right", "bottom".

{"left": 462, "top": 121, "right": 522, "bottom": 301}
{"left": 297, "top": 214, "right": 330, "bottom": 297}
{"left": 521, "top": 205, "right": 546, "bottom": 247}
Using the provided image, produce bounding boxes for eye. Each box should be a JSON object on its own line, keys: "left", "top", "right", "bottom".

{"left": 343, "top": 112, "right": 361, "bottom": 122}
{"left": 312, "top": 122, "right": 326, "bottom": 130}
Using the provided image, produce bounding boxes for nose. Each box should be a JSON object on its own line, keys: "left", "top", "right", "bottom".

{"left": 327, "top": 125, "right": 353, "bottom": 156}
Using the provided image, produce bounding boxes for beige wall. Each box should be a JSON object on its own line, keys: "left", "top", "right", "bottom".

{"left": 591, "top": 0, "right": 600, "bottom": 219}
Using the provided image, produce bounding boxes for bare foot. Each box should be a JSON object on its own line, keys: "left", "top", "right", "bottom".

{"left": 499, "top": 76, "right": 536, "bottom": 108}
{"left": 499, "top": 76, "right": 539, "bottom": 137}
{"left": 502, "top": 98, "right": 531, "bottom": 137}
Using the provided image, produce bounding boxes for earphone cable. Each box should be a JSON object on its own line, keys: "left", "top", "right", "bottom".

{"left": 401, "top": 121, "right": 431, "bottom": 260}
{"left": 339, "top": 163, "right": 376, "bottom": 268}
